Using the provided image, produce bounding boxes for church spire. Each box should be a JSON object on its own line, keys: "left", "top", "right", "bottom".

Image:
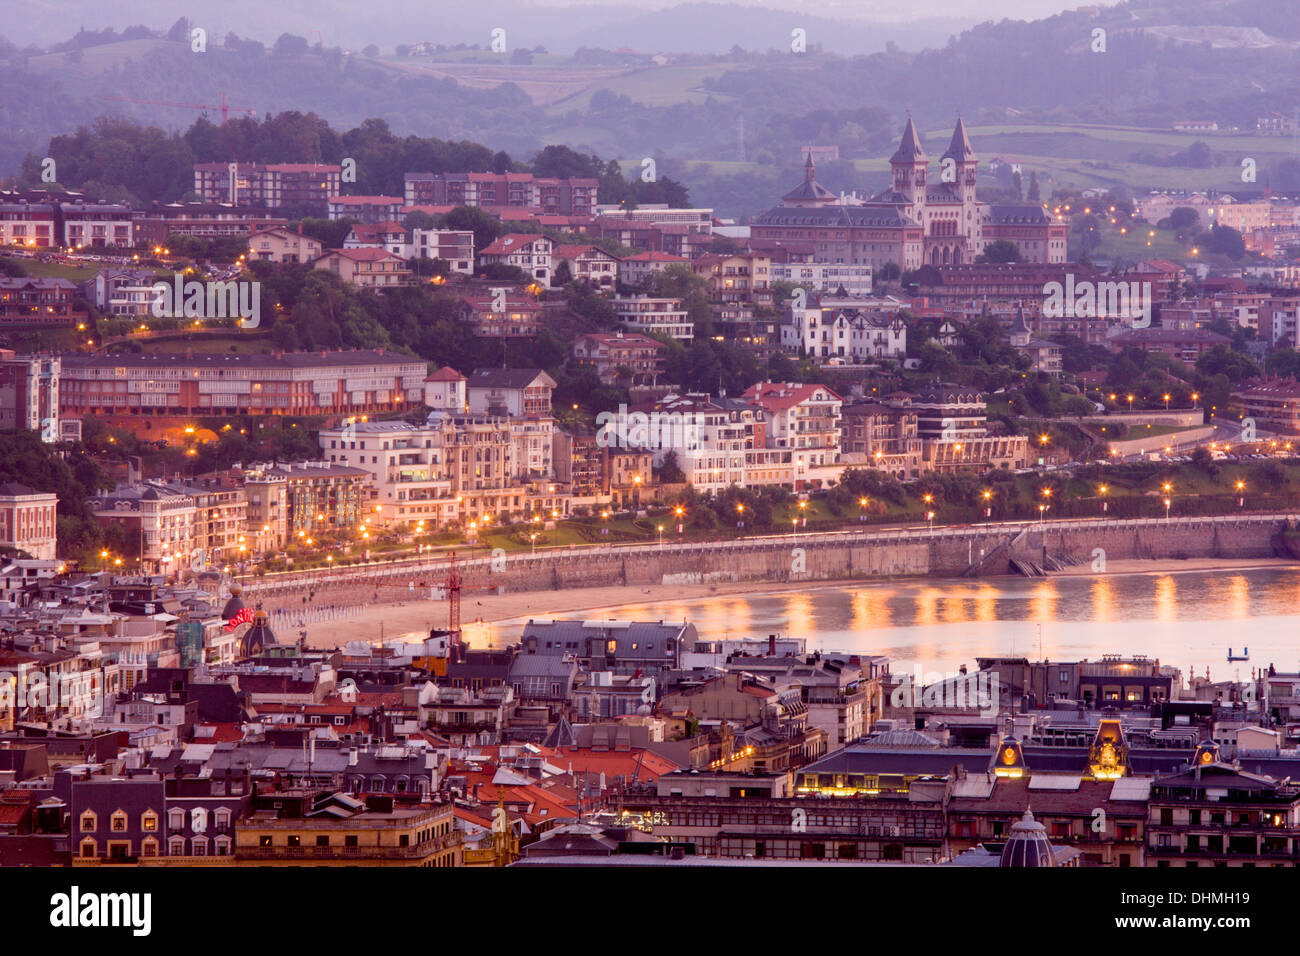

{"left": 890, "top": 115, "right": 927, "bottom": 164}
{"left": 942, "top": 116, "right": 977, "bottom": 163}
{"left": 804, "top": 150, "right": 815, "bottom": 182}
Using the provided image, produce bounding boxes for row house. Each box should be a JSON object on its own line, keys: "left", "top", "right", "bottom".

{"left": 768, "top": 260, "right": 874, "bottom": 296}
{"left": 1105, "top": 327, "right": 1232, "bottom": 364}
{"left": 478, "top": 234, "right": 553, "bottom": 285}
{"left": 312, "top": 248, "right": 414, "bottom": 288}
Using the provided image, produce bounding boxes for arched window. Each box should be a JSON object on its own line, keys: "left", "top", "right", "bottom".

{"left": 168, "top": 808, "right": 185, "bottom": 831}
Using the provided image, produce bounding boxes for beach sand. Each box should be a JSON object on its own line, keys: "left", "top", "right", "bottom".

{"left": 294, "top": 556, "right": 1298, "bottom": 650}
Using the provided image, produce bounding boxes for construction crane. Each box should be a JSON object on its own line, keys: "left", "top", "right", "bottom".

{"left": 444, "top": 550, "right": 496, "bottom": 655}
{"left": 103, "top": 91, "right": 255, "bottom": 125}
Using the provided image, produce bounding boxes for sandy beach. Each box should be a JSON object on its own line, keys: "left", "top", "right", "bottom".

{"left": 293, "top": 556, "right": 1299, "bottom": 650}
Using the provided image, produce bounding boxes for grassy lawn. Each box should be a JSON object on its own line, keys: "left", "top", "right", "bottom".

{"left": 1, "top": 256, "right": 101, "bottom": 283}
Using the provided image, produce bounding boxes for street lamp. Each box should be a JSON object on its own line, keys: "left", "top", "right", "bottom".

{"left": 926, "top": 510, "right": 935, "bottom": 530}
{"left": 529, "top": 532, "right": 537, "bottom": 556}
{"left": 1126, "top": 394, "right": 1134, "bottom": 412}
{"left": 736, "top": 501, "right": 745, "bottom": 534}
{"left": 1163, "top": 393, "right": 1171, "bottom": 410}
{"left": 798, "top": 500, "right": 807, "bottom": 527}
{"left": 1099, "top": 484, "right": 1108, "bottom": 514}
{"left": 657, "top": 524, "right": 664, "bottom": 549}
{"left": 859, "top": 497, "right": 868, "bottom": 524}
{"left": 1038, "top": 504, "right": 1047, "bottom": 523}
{"left": 1164, "top": 497, "right": 1171, "bottom": 520}
{"left": 674, "top": 505, "right": 684, "bottom": 540}
{"left": 1236, "top": 480, "right": 1245, "bottom": 508}
{"left": 982, "top": 489, "right": 992, "bottom": 519}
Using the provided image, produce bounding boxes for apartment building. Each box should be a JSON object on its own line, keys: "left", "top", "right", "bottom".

{"left": 411, "top": 229, "right": 475, "bottom": 273}
{"left": 61, "top": 202, "right": 133, "bottom": 248}
{"left": 194, "top": 163, "right": 342, "bottom": 213}
{"left": 456, "top": 291, "right": 552, "bottom": 338}
{"left": 0, "top": 351, "right": 59, "bottom": 436}
{"left": 839, "top": 402, "right": 923, "bottom": 479}
{"left": 742, "top": 382, "right": 844, "bottom": 478}
{"left": 691, "top": 252, "right": 773, "bottom": 308}
{"left": 326, "top": 196, "right": 404, "bottom": 223}
{"left": 618, "top": 251, "right": 689, "bottom": 288}
{"left": 891, "top": 384, "right": 1030, "bottom": 473}
{"left": 91, "top": 482, "right": 199, "bottom": 573}
{"left": 635, "top": 393, "right": 795, "bottom": 493}
{"left": 0, "top": 483, "right": 59, "bottom": 561}
{"left": 133, "top": 202, "right": 285, "bottom": 246}
{"left": 782, "top": 301, "right": 906, "bottom": 361}
{"left": 0, "top": 201, "right": 57, "bottom": 248}
{"left": 343, "top": 221, "right": 412, "bottom": 258}
{"left": 58, "top": 350, "right": 426, "bottom": 423}
{"left": 1233, "top": 378, "right": 1300, "bottom": 435}
{"left": 404, "top": 172, "right": 598, "bottom": 217}
{"left": 614, "top": 295, "right": 692, "bottom": 341}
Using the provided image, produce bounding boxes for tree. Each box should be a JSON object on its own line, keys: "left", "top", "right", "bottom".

{"left": 976, "top": 239, "right": 1022, "bottom": 264}
{"left": 440, "top": 206, "right": 501, "bottom": 252}
{"left": 273, "top": 33, "right": 309, "bottom": 57}
{"left": 1168, "top": 207, "right": 1200, "bottom": 230}
{"left": 1027, "top": 171, "right": 1040, "bottom": 201}
{"left": 656, "top": 450, "right": 686, "bottom": 484}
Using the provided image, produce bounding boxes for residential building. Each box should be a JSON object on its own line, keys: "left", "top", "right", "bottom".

{"left": 326, "top": 196, "right": 404, "bottom": 223}
{"left": 0, "top": 277, "right": 79, "bottom": 326}
{"left": 572, "top": 331, "right": 665, "bottom": 385}
{"left": 614, "top": 295, "right": 692, "bottom": 341}
{"left": 1233, "top": 378, "right": 1300, "bottom": 435}
{"left": 478, "top": 234, "right": 553, "bottom": 284}
{"left": 247, "top": 226, "right": 324, "bottom": 264}
{"left": 551, "top": 244, "right": 619, "bottom": 286}
{"left": 0, "top": 201, "right": 57, "bottom": 248}
{"left": 404, "top": 172, "right": 598, "bottom": 216}
{"left": 0, "top": 483, "right": 59, "bottom": 561}
{"left": 411, "top": 229, "right": 475, "bottom": 273}
{"left": 840, "top": 402, "right": 923, "bottom": 479}
{"left": 618, "top": 251, "right": 689, "bottom": 288}
{"left": 194, "top": 163, "right": 342, "bottom": 212}
{"left": 58, "top": 350, "right": 426, "bottom": 425}
{"left": 742, "top": 382, "right": 843, "bottom": 478}
{"left": 0, "top": 351, "right": 59, "bottom": 436}
{"left": 343, "top": 221, "right": 412, "bottom": 258}
{"left": 466, "top": 368, "right": 555, "bottom": 418}
{"left": 60, "top": 202, "right": 133, "bottom": 248}
{"left": 312, "top": 248, "right": 413, "bottom": 288}
{"left": 91, "top": 482, "right": 198, "bottom": 573}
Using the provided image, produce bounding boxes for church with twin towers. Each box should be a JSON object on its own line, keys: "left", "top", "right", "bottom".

{"left": 751, "top": 116, "right": 1068, "bottom": 271}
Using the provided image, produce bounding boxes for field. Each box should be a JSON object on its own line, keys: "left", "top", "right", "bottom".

{"left": 1, "top": 256, "right": 101, "bottom": 283}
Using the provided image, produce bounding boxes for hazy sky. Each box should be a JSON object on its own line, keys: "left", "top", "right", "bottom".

{"left": 12, "top": 0, "right": 1110, "bottom": 47}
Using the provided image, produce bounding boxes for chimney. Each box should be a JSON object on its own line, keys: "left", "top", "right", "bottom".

{"left": 768, "top": 633, "right": 776, "bottom": 657}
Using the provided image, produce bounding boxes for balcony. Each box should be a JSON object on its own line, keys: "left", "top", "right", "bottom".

{"left": 239, "top": 832, "right": 460, "bottom": 860}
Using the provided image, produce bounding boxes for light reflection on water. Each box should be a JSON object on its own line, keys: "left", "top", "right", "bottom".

{"left": 491, "top": 567, "right": 1300, "bottom": 679}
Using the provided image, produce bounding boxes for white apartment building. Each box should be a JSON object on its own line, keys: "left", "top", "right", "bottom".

{"left": 742, "top": 382, "right": 843, "bottom": 479}
{"left": 411, "top": 229, "right": 475, "bottom": 274}
{"left": 782, "top": 303, "right": 906, "bottom": 361}
{"left": 769, "top": 261, "right": 874, "bottom": 296}
{"left": 479, "top": 234, "right": 553, "bottom": 284}
{"left": 637, "top": 394, "right": 794, "bottom": 493}
{"left": 614, "top": 295, "right": 693, "bottom": 341}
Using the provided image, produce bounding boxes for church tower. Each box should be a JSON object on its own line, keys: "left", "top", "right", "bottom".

{"left": 889, "top": 116, "right": 928, "bottom": 224}
{"left": 942, "top": 117, "right": 980, "bottom": 254}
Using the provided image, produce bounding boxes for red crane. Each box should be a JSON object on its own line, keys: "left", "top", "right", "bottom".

{"left": 444, "top": 551, "right": 496, "bottom": 655}
{"left": 103, "top": 91, "right": 255, "bottom": 125}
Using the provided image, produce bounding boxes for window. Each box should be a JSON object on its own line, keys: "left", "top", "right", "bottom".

{"left": 142, "top": 811, "right": 158, "bottom": 832}
{"left": 317, "top": 835, "right": 330, "bottom": 847}
{"left": 259, "top": 835, "right": 273, "bottom": 847}
{"left": 288, "top": 834, "right": 301, "bottom": 848}
{"left": 345, "top": 835, "right": 359, "bottom": 847}
{"left": 80, "top": 811, "right": 97, "bottom": 832}
{"left": 169, "top": 808, "right": 185, "bottom": 831}
{"left": 111, "top": 811, "right": 128, "bottom": 832}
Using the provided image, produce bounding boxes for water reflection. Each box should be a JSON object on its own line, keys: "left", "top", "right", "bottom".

{"left": 489, "top": 567, "right": 1300, "bottom": 675}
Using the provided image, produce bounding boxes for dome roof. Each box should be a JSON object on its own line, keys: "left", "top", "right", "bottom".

{"left": 999, "top": 808, "right": 1057, "bottom": 867}
{"left": 239, "top": 607, "right": 279, "bottom": 657}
